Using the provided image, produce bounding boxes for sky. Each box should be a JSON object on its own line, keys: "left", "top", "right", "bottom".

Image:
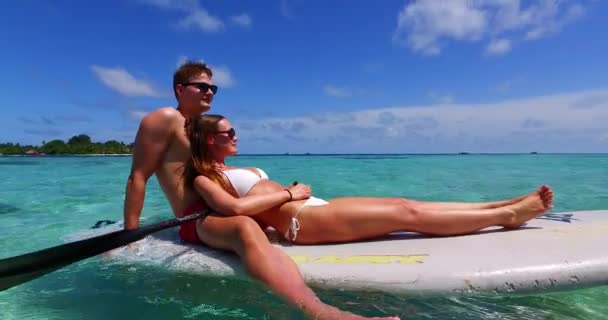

{"left": 1, "top": 0, "right": 607, "bottom": 154}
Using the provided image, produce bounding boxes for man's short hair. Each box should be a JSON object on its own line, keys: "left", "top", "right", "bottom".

{"left": 173, "top": 61, "right": 213, "bottom": 99}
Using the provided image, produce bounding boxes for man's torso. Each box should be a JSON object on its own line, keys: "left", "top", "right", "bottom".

{"left": 155, "top": 111, "right": 200, "bottom": 217}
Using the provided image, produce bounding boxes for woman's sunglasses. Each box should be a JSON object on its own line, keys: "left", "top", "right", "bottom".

{"left": 213, "top": 128, "right": 236, "bottom": 139}
{"left": 182, "top": 82, "right": 218, "bottom": 95}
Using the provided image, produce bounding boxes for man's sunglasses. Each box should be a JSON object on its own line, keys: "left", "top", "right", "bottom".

{"left": 213, "top": 128, "right": 236, "bottom": 139}
{"left": 182, "top": 82, "right": 218, "bottom": 95}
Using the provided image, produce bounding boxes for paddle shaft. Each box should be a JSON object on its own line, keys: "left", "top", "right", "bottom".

{"left": 0, "top": 211, "right": 208, "bottom": 292}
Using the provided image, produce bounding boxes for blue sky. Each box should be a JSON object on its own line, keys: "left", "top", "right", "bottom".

{"left": 1, "top": 0, "right": 607, "bottom": 153}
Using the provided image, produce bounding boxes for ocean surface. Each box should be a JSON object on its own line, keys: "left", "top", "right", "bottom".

{"left": 1, "top": 154, "right": 607, "bottom": 319}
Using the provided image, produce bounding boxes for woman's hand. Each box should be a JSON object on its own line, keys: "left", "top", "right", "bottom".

{"left": 285, "top": 183, "right": 311, "bottom": 201}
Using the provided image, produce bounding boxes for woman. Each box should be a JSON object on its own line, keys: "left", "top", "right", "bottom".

{"left": 180, "top": 114, "right": 554, "bottom": 245}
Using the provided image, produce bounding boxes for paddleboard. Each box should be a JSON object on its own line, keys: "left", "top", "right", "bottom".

{"left": 66, "top": 210, "right": 608, "bottom": 294}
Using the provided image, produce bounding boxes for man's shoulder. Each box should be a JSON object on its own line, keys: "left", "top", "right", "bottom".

{"left": 144, "top": 106, "right": 181, "bottom": 119}
{"left": 136, "top": 107, "right": 184, "bottom": 135}
{"left": 140, "top": 107, "right": 183, "bottom": 125}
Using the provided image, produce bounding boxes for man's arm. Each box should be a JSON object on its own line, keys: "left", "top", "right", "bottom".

{"left": 123, "top": 108, "right": 177, "bottom": 230}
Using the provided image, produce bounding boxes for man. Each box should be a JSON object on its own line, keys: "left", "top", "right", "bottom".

{"left": 123, "top": 61, "right": 391, "bottom": 320}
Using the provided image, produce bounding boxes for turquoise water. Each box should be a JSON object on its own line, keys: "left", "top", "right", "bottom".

{"left": 1, "top": 154, "right": 607, "bottom": 319}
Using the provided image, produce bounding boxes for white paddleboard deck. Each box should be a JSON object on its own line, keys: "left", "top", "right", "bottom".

{"left": 67, "top": 211, "right": 608, "bottom": 294}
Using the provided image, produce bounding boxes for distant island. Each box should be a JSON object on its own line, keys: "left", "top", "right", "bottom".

{"left": 0, "top": 134, "right": 132, "bottom": 156}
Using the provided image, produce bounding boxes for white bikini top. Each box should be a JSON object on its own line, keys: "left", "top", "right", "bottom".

{"left": 222, "top": 168, "right": 269, "bottom": 197}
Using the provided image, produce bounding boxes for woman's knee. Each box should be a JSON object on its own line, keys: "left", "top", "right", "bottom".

{"left": 392, "top": 198, "right": 421, "bottom": 222}
{"left": 232, "top": 216, "right": 266, "bottom": 246}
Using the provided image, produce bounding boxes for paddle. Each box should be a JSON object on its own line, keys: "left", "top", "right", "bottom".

{"left": 0, "top": 210, "right": 209, "bottom": 292}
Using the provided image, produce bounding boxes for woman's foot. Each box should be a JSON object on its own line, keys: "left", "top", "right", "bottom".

{"left": 501, "top": 185, "right": 553, "bottom": 229}
{"left": 473, "top": 185, "right": 553, "bottom": 210}
{"left": 510, "top": 185, "right": 553, "bottom": 206}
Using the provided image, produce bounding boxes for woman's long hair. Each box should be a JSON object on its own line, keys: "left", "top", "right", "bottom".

{"left": 183, "top": 114, "right": 236, "bottom": 196}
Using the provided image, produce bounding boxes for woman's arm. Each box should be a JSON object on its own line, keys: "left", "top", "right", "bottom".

{"left": 193, "top": 175, "right": 292, "bottom": 216}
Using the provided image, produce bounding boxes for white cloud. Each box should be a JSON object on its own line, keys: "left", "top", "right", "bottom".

{"left": 394, "top": 0, "right": 586, "bottom": 56}
{"left": 393, "top": 1, "right": 487, "bottom": 55}
{"left": 178, "top": 9, "right": 224, "bottom": 33}
{"left": 138, "top": 0, "right": 224, "bottom": 33}
{"left": 323, "top": 84, "right": 352, "bottom": 98}
{"left": 524, "top": 3, "right": 585, "bottom": 40}
{"left": 211, "top": 65, "right": 236, "bottom": 88}
{"left": 485, "top": 38, "right": 512, "bottom": 55}
{"left": 91, "top": 65, "right": 164, "bottom": 97}
{"left": 234, "top": 89, "right": 608, "bottom": 153}
{"left": 231, "top": 14, "right": 252, "bottom": 28}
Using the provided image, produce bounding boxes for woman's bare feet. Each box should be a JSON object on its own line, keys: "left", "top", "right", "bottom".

{"left": 539, "top": 185, "right": 554, "bottom": 208}
{"left": 501, "top": 185, "right": 553, "bottom": 229}
{"left": 478, "top": 185, "right": 553, "bottom": 209}
{"left": 512, "top": 185, "right": 553, "bottom": 205}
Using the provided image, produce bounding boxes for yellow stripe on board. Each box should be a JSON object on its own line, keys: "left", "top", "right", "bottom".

{"left": 290, "top": 254, "right": 428, "bottom": 264}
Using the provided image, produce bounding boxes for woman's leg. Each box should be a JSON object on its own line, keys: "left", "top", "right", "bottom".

{"left": 296, "top": 188, "right": 553, "bottom": 244}
{"left": 409, "top": 185, "right": 550, "bottom": 211}
{"left": 197, "top": 215, "right": 398, "bottom": 320}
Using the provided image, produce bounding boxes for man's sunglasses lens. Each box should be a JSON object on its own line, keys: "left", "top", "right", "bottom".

{"left": 183, "top": 82, "right": 218, "bottom": 95}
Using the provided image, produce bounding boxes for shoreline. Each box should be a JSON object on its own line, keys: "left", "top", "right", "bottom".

{"left": 0, "top": 154, "right": 132, "bottom": 157}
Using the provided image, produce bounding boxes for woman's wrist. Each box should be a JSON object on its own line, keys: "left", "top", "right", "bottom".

{"left": 284, "top": 188, "right": 293, "bottom": 201}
